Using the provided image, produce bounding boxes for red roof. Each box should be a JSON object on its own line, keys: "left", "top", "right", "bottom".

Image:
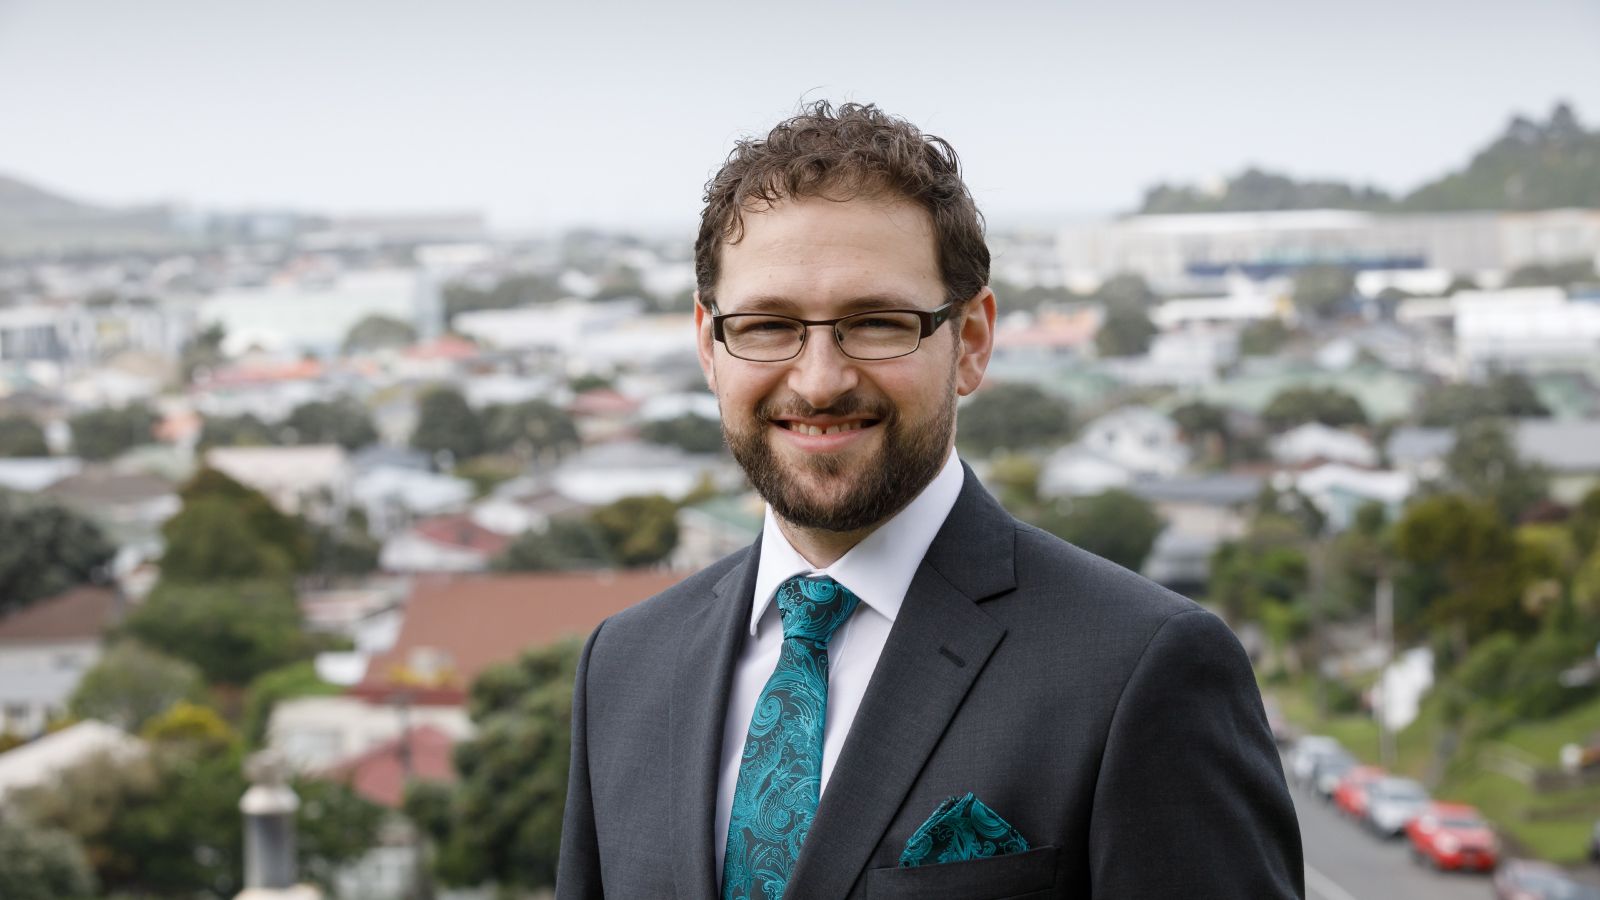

{"left": 569, "top": 389, "right": 640, "bottom": 416}
{"left": 352, "top": 570, "right": 680, "bottom": 701}
{"left": 321, "top": 724, "right": 456, "bottom": 808}
{"left": 405, "top": 336, "right": 478, "bottom": 360}
{"left": 0, "top": 586, "right": 122, "bottom": 643}
{"left": 412, "top": 514, "right": 512, "bottom": 556}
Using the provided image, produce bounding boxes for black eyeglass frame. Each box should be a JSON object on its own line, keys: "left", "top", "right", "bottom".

{"left": 708, "top": 302, "right": 955, "bottom": 362}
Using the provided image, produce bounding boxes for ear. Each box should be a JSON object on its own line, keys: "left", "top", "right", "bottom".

{"left": 694, "top": 292, "right": 718, "bottom": 396}
{"left": 954, "top": 286, "right": 996, "bottom": 397}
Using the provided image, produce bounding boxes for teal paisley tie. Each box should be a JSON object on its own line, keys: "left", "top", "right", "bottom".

{"left": 721, "top": 574, "right": 861, "bottom": 900}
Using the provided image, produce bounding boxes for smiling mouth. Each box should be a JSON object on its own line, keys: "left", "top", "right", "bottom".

{"left": 774, "top": 419, "right": 881, "bottom": 436}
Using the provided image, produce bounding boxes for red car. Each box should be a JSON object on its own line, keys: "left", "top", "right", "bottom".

{"left": 1406, "top": 802, "right": 1499, "bottom": 872}
{"left": 1333, "top": 765, "right": 1386, "bottom": 819}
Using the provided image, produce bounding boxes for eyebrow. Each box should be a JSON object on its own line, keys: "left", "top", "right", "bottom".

{"left": 724, "top": 294, "right": 931, "bottom": 315}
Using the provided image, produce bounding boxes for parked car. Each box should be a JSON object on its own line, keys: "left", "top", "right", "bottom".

{"left": 1289, "top": 735, "right": 1342, "bottom": 786}
{"left": 1312, "top": 750, "right": 1358, "bottom": 801}
{"left": 1364, "top": 777, "right": 1430, "bottom": 838}
{"left": 1334, "top": 765, "right": 1386, "bottom": 819}
{"left": 1492, "top": 858, "right": 1600, "bottom": 899}
{"left": 1406, "top": 802, "right": 1499, "bottom": 872}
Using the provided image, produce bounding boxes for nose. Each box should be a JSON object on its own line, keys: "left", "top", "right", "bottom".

{"left": 784, "top": 324, "right": 861, "bottom": 409}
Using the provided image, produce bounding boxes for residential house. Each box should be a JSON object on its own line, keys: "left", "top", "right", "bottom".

{"left": 1270, "top": 422, "right": 1378, "bottom": 469}
{"left": 1126, "top": 474, "right": 1263, "bottom": 589}
{"left": 0, "top": 456, "right": 82, "bottom": 493}
{"left": 1515, "top": 419, "right": 1600, "bottom": 503}
{"left": 351, "top": 465, "right": 474, "bottom": 537}
{"left": 1454, "top": 287, "right": 1600, "bottom": 375}
{"left": 0, "top": 720, "right": 144, "bottom": 800}
{"left": 379, "top": 513, "right": 510, "bottom": 573}
{"left": 1077, "top": 405, "right": 1191, "bottom": 477}
{"left": 268, "top": 571, "right": 679, "bottom": 772}
{"left": 569, "top": 388, "right": 642, "bottom": 444}
{"left": 0, "top": 586, "right": 124, "bottom": 737}
{"left": 41, "top": 467, "right": 180, "bottom": 574}
{"left": 1037, "top": 446, "right": 1135, "bottom": 499}
{"left": 205, "top": 443, "right": 349, "bottom": 520}
{"left": 1288, "top": 464, "right": 1414, "bottom": 532}
{"left": 552, "top": 440, "right": 741, "bottom": 505}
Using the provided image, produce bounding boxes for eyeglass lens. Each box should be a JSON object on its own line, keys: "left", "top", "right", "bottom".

{"left": 722, "top": 311, "right": 923, "bottom": 360}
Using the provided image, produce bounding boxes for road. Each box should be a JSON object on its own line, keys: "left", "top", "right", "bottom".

{"left": 1291, "top": 777, "right": 1497, "bottom": 900}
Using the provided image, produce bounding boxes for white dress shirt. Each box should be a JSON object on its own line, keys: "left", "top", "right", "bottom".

{"left": 713, "top": 450, "right": 965, "bottom": 873}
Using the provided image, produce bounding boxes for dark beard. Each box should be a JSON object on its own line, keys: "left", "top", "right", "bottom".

{"left": 721, "top": 381, "right": 956, "bottom": 534}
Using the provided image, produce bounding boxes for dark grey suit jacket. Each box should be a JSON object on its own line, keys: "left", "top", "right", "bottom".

{"left": 557, "top": 467, "right": 1304, "bottom": 898}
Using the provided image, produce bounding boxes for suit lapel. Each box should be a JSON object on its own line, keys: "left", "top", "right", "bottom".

{"left": 668, "top": 539, "right": 760, "bottom": 899}
{"left": 786, "top": 468, "right": 1018, "bottom": 898}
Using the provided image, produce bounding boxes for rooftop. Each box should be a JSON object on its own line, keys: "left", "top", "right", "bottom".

{"left": 0, "top": 585, "right": 123, "bottom": 643}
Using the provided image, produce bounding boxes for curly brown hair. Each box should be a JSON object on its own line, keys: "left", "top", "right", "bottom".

{"left": 694, "top": 100, "right": 989, "bottom": 311}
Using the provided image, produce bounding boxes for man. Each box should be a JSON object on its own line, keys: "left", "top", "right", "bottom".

{"left": 557, "top": 101, "right": 1303, "bottom": 899}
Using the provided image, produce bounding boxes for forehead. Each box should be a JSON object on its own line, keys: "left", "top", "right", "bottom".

{"left": 715, "top": 194, "right": 942, "bottom": 313}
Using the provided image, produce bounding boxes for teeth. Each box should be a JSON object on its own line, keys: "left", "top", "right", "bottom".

{"left": 788, "top": 421, "right": 862, "bottom": 436}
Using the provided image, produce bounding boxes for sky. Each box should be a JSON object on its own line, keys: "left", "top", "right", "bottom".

{"left": 1, "top": 0, "right": 1597, "bottom": 233}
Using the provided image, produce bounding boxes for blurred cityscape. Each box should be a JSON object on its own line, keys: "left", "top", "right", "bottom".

{"left": 3, "top": 102, "right": 1600, "bottom": 899}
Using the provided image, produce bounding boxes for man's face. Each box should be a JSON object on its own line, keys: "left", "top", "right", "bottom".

{"left": 696, "top": 193, "right": 994, "bottom": 533}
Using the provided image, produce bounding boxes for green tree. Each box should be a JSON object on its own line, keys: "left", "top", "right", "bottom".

{"left": 1290, "top": 265, "right": 1355, "bottom": 321}
{"left": 1416, "top": 372, "right": 1549, "bottom": 427}
{"left": 0, "top": 415, "right": 49, "bottom": 456}
{"left": 1445, "top": 418, "right": 1549, "bottom": 521}
{"left": 1260, "top": 385, "right": 1368, "bottom": 431}
{"left": 1095, "top": 307, "right": 1158, "bottom": 358}
{"left": 639, "top": 413, "right": 724, "bottom": 454}
{"left": 0, "top": 812, "right": 98, "bottom": 900}
{"left": 592, "top": 495, "right": 679, "bottom": 568}
{"left": 179, "top": 323, "right": 227, "bottom": 385}
{"left": 956, "top": 382, "right": 1072, "bottom": 457}
{"left": 198, "top": 412, "right": 278, "bottom": 450}
{"left": 482, "top": 399, "right": 581, "bottom": 460}
{"left": 1090, "top": 272, "right": 1158, "bottom": 312}
{"left": 1206, "top": 516, "right": 1311, "bottom": 624}
{"left": 443, "top": 272, "right": 565, "bottom": 324}
{"left": 69, "top": 403, "right": 157, "bottom": 461}
{"left": 406, "top": 639, "right": 581, "bottom": 892}
{"left": 1238, "top": 319, "right": 1292, "bottom": 357}
{"left": 308, "top": 507, "right": 380, "bottom": 577}
{"left": 342, "top": 314, "right": 417, "bottom": 354}
{"left": 495, "top": 518, "right": 615, "bottom": 571}
{"left": 160, "top": 467, "right": 313, "bottom": 581}
{"left": 285, "top": 395, "right": 379, "bottom": 450}
{"left": 1505, "top": 259, "right": 1599, "bottom": 289}
{"left": 69, "top": 641, "right": 207, "bottom": 732}
{"left": 412, "top": 386, "right": 484, "bottom": 463}
{"left": 1394, "top": 493, "right": 1534, "bottom": 649}
{"left": 0, "top": 493, "right": 115, "bottom": 617}
{"left": 1171, "top": 400, "right": 1232, "bottom": 467}
{"left": 1031, "top": 489, "right": 1164, "bottom": 573}
{"left": 119, "top": 580, "right": 315, "bottom": 686}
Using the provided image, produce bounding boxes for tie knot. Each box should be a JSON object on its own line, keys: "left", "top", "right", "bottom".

{"left": 776, "top": 575, "right": 861, "bottom": 645}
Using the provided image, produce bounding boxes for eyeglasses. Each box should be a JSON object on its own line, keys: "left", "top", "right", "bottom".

{"left": 709, "top": 303, "right": 954, "bottom": 362}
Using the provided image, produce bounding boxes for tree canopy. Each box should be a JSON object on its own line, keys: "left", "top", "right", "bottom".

{"left": 285, "top": 395, "right": 378, "bottom": 450}
{"left": 1261, "top": 385, "right": 1367, "bottom": 432}
{"left": 412, "top": 386, "right": 484, "bottom": 463}
{"left": 119, "top": 579, "right": 316, "bottom": 686}
{"left": 0, "top": 415, "right": 49, "bottom": 457}
{"left": 0, "top": 493, "right": 115, "bottom": 617}
{"left": 406, "top": 639, "right": 581, "bottom": 892}
{"left": 956, "top": 382, "right": 1073, "bottom": 457}
{"left": 69, "top": 403, "right": 157, "bottom": 461}
{"left": 341, "top": 314, "right": 417, "bottom": 354}
{"left": 482, "top": 399, "right": 581, "bottom": 460}
{"left": 1031, "top": 489, "right": 1165, "bottom": 574}
{"left": 639, "top": 413, "right": 724, "bottom": 455}
{"left": 69, "top": 641, "right": 208, "bottom": 733}
{"left": 1095, "top": 307, "right": 1157, "bottom": 358}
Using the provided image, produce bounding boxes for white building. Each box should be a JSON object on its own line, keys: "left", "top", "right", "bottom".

{"left": 1453, "top": 287, "right": 1600, "bottom": 375}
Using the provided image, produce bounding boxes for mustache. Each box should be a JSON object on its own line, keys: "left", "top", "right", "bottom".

{"left": 757, "top": 394, "right": 892, "bottom": 422}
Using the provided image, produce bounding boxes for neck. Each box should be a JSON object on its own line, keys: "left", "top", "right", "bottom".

{"left": 774, "top": 516, "right": 880, "bottom": 569}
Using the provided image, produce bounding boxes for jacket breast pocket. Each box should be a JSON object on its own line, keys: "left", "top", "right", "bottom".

{"left": 865, "top": 845, "right": 1058, "bottom": 900}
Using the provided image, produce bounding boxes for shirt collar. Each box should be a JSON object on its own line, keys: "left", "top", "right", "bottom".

{"left": 750, "top": 450, "right": 965, "bottom": 636}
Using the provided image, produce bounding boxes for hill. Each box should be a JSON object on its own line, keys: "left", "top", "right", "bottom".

{"left": 1137, "top": 102, "right": 1600, "bottom": 214}
{"left": 0, "top": 173, "right": 189, "bottom": 255}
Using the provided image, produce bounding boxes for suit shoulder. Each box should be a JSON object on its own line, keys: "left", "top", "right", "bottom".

{"left": 1009, "top": 517, "right": 1203, "bottom": 627}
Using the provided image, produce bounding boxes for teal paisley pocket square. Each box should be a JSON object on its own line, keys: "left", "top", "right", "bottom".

{"left": 898, "top": 792, "right": 1030, "bottom": 867}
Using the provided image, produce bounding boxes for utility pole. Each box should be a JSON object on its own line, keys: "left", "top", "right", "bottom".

{"left": 1375, "top": 574, "right": 1396, "bottom": 768}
